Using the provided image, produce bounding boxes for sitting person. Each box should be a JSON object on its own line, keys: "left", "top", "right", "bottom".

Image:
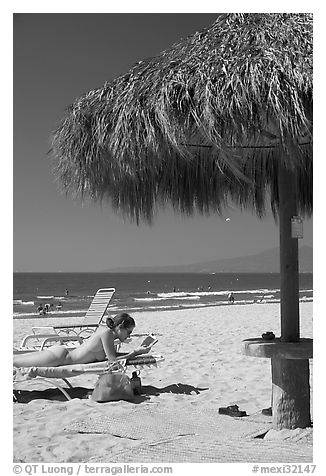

{"left": 13, "top": 313, "right": 151, "bottom": 368}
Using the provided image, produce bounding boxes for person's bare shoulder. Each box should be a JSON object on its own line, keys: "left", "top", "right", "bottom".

{"left": 97, "top": 326, "right": 114, "bottom": 340}
{"left": 84, "top": 326, "right": 108, "bottom": 344}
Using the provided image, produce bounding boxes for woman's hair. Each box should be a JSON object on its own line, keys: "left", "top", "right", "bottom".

{"left": 106, "top": 312, "right": 135, "bottom": 330}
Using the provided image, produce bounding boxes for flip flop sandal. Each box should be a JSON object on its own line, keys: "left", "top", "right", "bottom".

{"left": 262, "top": 407, "right": 272, "bottom": 416}
{"left": 219, "top": 404, "right": 247, "bottom": 417}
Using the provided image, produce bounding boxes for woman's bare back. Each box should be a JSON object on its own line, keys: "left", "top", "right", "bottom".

{"left": 66, "top": 326, "right": 114, "bottom": 364}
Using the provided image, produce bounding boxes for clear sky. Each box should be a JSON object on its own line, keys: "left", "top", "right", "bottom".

{"left": 13, "top": 12, "right": 313, "bottom": 272}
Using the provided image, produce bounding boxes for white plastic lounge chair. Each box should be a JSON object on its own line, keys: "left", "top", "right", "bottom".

{"left": 17, "top": 288, "right": 115, "bottom": 351}
{"left": 13, "top": 354, "right": 164, "bottom": 401}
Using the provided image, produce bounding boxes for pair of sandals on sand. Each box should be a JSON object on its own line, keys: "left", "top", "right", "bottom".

{"left": 218, "top": 404, "right": 247, "bottom": 417}
{"left": 219, "top": 404, "right": 272, "bottom": 417}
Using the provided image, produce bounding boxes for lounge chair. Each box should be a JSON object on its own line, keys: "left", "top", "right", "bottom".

{"left": 13, "top": 354, "right": 164, "bottom": 401}
{"left": 17, "top": 287, "right": 116, "bottom": 351}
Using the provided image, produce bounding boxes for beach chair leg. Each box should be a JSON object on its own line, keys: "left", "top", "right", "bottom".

{"left": 62, "top": 378, "right": 74, "bottom": 389}
{"left": 14, "top": 377, "right": 73, "bottom": 401}
{"left": 40, "top": 379, "right": 72, "bottom": 401}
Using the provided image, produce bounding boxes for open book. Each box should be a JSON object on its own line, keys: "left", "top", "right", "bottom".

{"left": 141, "top": 334, "right": 158, "bottom": 348}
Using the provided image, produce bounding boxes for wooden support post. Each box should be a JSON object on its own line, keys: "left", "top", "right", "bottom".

{"left": 271, "top": 357, "right": 311, "bottom": 429}
{"left": 242, "top": 338, "right": 313, "bottom": 429}
{"left": 272, "top": 160, "right": 311, "bottom": 429}
{"left": 278, "top": 162, "right": 300, "bottom": 342}
{"left": 242, "top": 158, "right": 312, "bottom": 430}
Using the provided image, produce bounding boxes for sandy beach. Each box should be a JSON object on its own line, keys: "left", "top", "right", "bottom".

{"left": 13, "top": 301, "right": 313, "bottom": 463}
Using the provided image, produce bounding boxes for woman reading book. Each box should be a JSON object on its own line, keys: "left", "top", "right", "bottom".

{"left": 13, "top": 313, "right": 152, "bottom": 368}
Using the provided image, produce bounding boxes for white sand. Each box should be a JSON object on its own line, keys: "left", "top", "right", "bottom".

{"left": 13, "top": 301, "right": 313, "bottom": 463}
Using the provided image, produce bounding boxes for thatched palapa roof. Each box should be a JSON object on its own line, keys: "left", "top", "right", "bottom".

{"left": 51, "top": 13, "right": 313, "bottom": 223}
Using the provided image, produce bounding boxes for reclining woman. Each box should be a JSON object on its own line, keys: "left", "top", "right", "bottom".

{"left": 13, "top": 313, "right": 151, "bottom": 368}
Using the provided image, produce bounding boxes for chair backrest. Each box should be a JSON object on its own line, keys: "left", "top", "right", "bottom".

{"left": 84, "top": 288, "right": 116, "bottom": 324}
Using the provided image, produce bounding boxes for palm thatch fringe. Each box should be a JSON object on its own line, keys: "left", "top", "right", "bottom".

{"left": 51, "top": 13, "right": 312, "bottom": 223}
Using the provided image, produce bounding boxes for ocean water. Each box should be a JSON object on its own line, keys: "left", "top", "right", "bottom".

{"left": 13, "top": 272, "right": 313, "bottom": 320}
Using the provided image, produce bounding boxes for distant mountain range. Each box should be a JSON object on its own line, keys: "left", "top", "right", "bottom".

{"left": 105, "top": 246, "right": 313, "bottom": 273}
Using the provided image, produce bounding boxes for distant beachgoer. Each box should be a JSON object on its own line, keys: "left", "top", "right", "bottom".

{"left": 13, "top": 313, "right": 151, "bottom": 368}
{"left": 44, "top": 303, "right": 50, "bottom": 313}
{"left": 56, "top": 302, "right": 62, "bottom": 311}
{"left": 228, "top": 292, "right": 235, "bottom": 304}
{"left": 65, "top": 288, "right": 69, "bottom": 296}
{"left": 173, "top": 287, "right": 176, "bottom": 293}
{"left": 208, "top": 285, "right": 211, "bottom": 291}
{"left": 36, "top": 304, "right": 44, "bottom": 315}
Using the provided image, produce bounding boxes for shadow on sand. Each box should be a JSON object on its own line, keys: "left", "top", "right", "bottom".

{"left": 13, "top": 383, "right": 209, "bottom": 403}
